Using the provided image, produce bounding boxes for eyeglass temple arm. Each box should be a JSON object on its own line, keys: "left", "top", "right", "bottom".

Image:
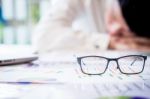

{"left": 81, "top": 60, "right": 86, "bottom": 65}
{"left": 130, "top": 56, "right": 145, "bottom": 66}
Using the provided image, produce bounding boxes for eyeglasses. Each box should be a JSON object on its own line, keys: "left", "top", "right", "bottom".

{"left": 77, "top": 55, "right": 147, "bottom": 75}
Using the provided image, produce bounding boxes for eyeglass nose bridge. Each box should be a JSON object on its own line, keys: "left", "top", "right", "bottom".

{"left": 107, "top": 58, "right": 120, "bottom": 69}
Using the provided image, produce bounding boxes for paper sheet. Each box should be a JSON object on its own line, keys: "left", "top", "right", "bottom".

{"left": 0, "top": 51, "right": 150, "bottom": 99}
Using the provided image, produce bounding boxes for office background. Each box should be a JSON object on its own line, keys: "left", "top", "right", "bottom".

{"left": 0, "top": 0, "right": 50, "bottom": 45}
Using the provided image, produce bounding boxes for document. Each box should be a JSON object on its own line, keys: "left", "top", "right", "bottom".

{"left": 0, "top": 51, "right": 150, "bottom": 99}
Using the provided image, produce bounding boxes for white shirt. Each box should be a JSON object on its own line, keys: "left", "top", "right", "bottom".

{"left": 33, "top": 0, "right": 114, "bottom": 53}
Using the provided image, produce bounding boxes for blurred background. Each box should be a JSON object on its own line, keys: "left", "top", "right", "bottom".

{"left": 0, "top": 0, "right": 50, "bottom": 45}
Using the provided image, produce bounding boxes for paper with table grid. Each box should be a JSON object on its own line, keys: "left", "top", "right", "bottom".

{"left": 0, "top": 51, "right": 150, "bottom": 99}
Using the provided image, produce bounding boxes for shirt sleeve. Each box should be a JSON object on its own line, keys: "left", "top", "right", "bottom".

{"left": 32, "top": 0, "right": 110, "bottom": 53}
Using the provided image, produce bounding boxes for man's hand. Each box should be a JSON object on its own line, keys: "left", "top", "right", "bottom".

{"left": 105, "top": 0, "right": 132, "bottom": 37}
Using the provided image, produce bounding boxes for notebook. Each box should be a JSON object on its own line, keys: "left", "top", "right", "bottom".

{"left": 0, "top": 53, "right": 38, "bottom": 66}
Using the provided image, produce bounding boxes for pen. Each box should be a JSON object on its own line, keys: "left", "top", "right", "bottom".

{"left": 0, "top": 81, "right": 49, "bottom": 85}
{"left": 0, "top": 80, "right": 64, "bottom": 85}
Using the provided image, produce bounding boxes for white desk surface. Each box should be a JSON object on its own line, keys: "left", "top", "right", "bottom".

{"left": 0, "top": 45, "right": 150, "bottom": 99}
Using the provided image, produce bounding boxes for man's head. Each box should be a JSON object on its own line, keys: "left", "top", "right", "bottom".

{"left": 119, "top": 0, "right": 150, "bottom": 38}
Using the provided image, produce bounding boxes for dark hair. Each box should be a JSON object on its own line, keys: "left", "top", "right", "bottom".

{"left": 118, "top": 0, "right": 150, "bottom": 38}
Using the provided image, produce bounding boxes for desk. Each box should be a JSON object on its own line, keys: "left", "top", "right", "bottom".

{"left": 0, "top": 46, "right": 150, "bottom": 99}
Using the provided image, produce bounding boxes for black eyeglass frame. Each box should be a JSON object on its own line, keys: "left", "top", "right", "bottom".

{"left": 77, "top": 55, "right": 147, "bottom": 75}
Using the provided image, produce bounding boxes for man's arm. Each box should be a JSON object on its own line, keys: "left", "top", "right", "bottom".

{"left": 111, "top": 35, "right": 150, "bottom": 52}
{"left": 32, "top": 0, "right": 110, "bottom": 53}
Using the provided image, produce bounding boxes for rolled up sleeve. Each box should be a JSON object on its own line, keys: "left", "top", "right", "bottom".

{"left": 32, "top": 0, "right": 110, "bottom": 53}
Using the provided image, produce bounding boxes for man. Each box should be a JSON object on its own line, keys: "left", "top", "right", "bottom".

{"left": 33, "top": 0, "right": 150, "bottom": 53}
